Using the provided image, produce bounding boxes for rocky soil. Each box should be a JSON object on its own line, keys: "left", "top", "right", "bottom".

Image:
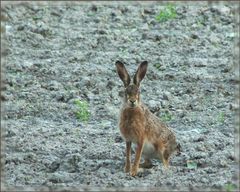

{"left": 1, "top": 1, "right": 239, "bottom": 191}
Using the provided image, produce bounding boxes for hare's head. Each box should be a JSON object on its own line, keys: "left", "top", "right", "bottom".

{"left": 115, "top": 61, "right": 148, "bottom": 108}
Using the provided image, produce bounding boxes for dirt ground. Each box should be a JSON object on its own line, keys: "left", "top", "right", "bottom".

{"left": 1, "top": 1, "right": 239, "bottom": 191}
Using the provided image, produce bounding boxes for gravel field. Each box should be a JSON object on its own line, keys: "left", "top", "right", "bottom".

{"left": 1, "top": 1, "right": 239, "bottom": 191}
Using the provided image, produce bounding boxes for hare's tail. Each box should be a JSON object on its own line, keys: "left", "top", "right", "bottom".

{"left": 176, "top": 143, "right": 181, "bottom": 155}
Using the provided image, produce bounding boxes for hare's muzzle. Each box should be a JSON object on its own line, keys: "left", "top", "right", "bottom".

{"left": 128, "top": 99, "right": 137, "bottom": 107}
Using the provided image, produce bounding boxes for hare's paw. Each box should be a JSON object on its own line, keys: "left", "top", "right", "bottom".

{"left": 163, "top": 158, "right": 169, "bottom": 169}
{"left": 124, "top": 163, "right": 131, "bottom": 173}
{"left": 130, "top": 166, "right": 138, "bottom": 176}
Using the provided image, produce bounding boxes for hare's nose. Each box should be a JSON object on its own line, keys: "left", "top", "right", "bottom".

{"left": 129, "top": 100, "right": 136, "bottom": 104}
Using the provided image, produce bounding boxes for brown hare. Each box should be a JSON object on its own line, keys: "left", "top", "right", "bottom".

{"left": 115, "top": 61, "right": 181, "bottom": 176}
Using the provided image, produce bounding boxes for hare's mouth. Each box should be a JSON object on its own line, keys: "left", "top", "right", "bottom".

{"left": 128, "top": 100, "right": 137, "bottom": 108}
{"left": 128, "top": 103, "right": 137, "bottom": 108}
{"left": 130, "top": 103, "right": 136, "bottom": 108}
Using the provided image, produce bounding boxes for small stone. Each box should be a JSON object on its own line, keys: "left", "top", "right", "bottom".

{"left": 148, "top": 100, "right": 157, "bottom": 108}
{"left": 106, "top": 80, "right": 115, "bottom": 89}
{"left": 219, "top": 6, "right": 231, "bottom": 15}
{"left": 166, "top": 181, "right": 172, "bottom": 186}
{"left": 178, "top": 111, "right": 185, "bottom": 118}
{"left": 196, "top": 145, "right": 206, "bottom": 152}
{"left": 201, "top": 177, "right": 209, "bottom": 183}
{"left": 5, "top": 25, "right": 13, "bottom": 35}
{"left": 55, "top": 92, "right": 65, "bottom": 102}
{"left": 208, "top": 34, "right": 220, "bottom": 44}
{"left": 31, "top": 21, "right": 50, "bottom": 37}
{"left": 226, "top": 33, "right": 234, "bottom": 38}
{"left": 48, "top": 160, "right": 60, "bottom": 173}
{"left": 193, "top": 152, "right": 207, "bottom": 159}
{"left": 191, "top": 33, "right": 199, "bottom": 39}
{"left": 110, "top": 12, "right": 116, "bottom": 17}
{"left": 164, "top": 73, "right": 175, "bottom": 80}
{"left": 48, "top": 173, "right": 64, "bottom": 183}
{"left": 5, "top": 129, "right": 16, "bottom": 137}
{"left": 143, "top": 8, "right": 155, "bottom": 14}
{"left": 210, "top": 25, "right": 217, "bottom": 31}
{"left": 205, "top": 167, "right": 216, "bottom": 174}
{"left": 142, "top": 23, "right": 149, "bottom": 30}
{"left": 51, "top": 10, "right": 62, "bottom": 17}
{"left": 96, "top": 29, "right": 107, "bottom": 35}
{"left": 60, "top": 154, "right": 81, "bottom": 173}
{"left": 23, "top": 153, "right": 37, "bottom": 163}
{"left": 221, "top": 67, "right": 230, "bottom": 73}
{"left": 219, "top": 159, "right": 228, "bottom": 168}
{"left": 90, "top": 4, "right": 98, "bottom": 12}
{"left": 162, "top": 91, "right": 171, "bottom": 101}
{"left": 193, "top": 136, "right": 204, "bottom": 142}
{"left": 228, "top": 154, "right": 235, "bottom": 161}
{"left": 17, "top": 25, "right": 25, "bottom": 31}
{"left": 149, "top": 19, "right": 157, "bottom": 26}
{"left": 47, "top": 81, "right": 62, "bottom": 91}
{"left": 97, "top": 167, "right": 109, "bottom": 178}
{"left": 114, "top": 136, "right": 123, "bottom": 143}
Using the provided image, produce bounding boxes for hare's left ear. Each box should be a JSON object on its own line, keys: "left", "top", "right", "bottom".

{"left": 133, "top": 61, "right": 148, "bottom": 87}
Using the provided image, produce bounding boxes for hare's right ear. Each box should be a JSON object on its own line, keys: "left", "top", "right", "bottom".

{"left": 115, "top": 61, "right": 131, "bottom": 87}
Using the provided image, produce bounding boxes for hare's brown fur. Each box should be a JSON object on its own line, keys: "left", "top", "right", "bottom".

{"left": 116, "top": 61, "right": 180, "bottom": 176}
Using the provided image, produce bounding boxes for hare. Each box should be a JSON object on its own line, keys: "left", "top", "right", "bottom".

{"left": 115, "top": 61, "right": 181, "bottom": 176}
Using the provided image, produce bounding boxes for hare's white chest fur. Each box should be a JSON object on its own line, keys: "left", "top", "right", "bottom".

{"left": 133, "top": 141, "right": 160, "bottom": 159}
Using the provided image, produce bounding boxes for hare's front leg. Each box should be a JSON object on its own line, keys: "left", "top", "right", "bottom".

{"left": 124, "top": 141, "right": 132, "bottom": 173}
{"left": 131, "top": 140, "right": 144, "bottom": 176}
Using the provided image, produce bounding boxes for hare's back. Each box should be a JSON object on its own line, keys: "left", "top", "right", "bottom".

{"left": 144, "top": 108, "right": 175, "bottom": 141}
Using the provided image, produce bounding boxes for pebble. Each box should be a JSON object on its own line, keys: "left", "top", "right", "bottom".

{"left": 148, "top": 100, "right": 158, "bottom": 108}
{"left": 191, "top": 33, "right": 199, "bottom": 39}
{"left": 5, "top": 129, "right": 16, "bottom": 137}
{"left": 48, "top": 160, "right": 60, "bottom": 173}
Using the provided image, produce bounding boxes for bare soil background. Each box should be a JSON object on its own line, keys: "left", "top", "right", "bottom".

{"left": 1, "top": 1, "right": 239, "bottom": 191}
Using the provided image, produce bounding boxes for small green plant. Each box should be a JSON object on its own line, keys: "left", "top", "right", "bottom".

{"left": 154, "top": 63, "right": 162, "bottom": 70}
{"left": 160, "top": 111, "right": 173, "bottom": 122}
{"left": 156, "top": 3, "right": 177, "bottom": 22}
{"left": 107, "top": 137, "right": 114, "bottom": 146}
{"left": 74, "top": 99, "right": 90, "bottom": 122}
{"left": 186, "top": 160, "right": 197, "bottom": 169}
{"left": 218, "top": 111, "right": 225, "bottom": 123}
{"left": 225, "top": 183, "right": 236, "bottom": 192}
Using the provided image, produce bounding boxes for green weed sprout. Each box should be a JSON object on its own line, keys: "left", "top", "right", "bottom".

{"left": 156, "top": 3, "right": 177, "bottom": 22}
{"left": 74, "top": 99, "right": 90, "bottom": 122}
{"left": 218, "top": 111, "right": 225, "bottom": 124}
{"left": 161, "top": 111, "right": 173, "bottom": 122}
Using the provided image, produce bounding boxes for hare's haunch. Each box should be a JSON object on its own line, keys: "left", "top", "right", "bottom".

{"left": 115, "top": 61, "right": 181, "bottom": 176}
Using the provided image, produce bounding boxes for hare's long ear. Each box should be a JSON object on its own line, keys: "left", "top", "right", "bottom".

{"left": 133, "top": 61, "right": 148, "bottom": 87}
{"left": 115, "top": 61, "right": 131, "bottom": 87}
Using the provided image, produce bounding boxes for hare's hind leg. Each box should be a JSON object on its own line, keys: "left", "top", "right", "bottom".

{"left": 162, "top": 150, "right": 170, "bottom": 168}
{"left": 155, "top": 140, "right": 169, "bottom": 168}
{"left": 162, "top": 157, "right": 169, "bottom": 168}
{"left": 140, "top": 158, "right": 153, "bottom": 168}
{"left": 124, "top": 141, "right": 132, "bottom": 173}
